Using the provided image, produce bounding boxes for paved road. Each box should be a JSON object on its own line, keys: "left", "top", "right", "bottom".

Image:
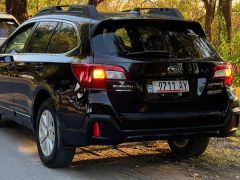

{"left": 0, "top": 120, "right": 238, "bottom": 180}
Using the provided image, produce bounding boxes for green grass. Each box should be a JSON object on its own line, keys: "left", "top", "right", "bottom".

{"left": 236, "top": 129, "right": 240, "bottom": 137}
{"left": 194, "top": 137, "right": 240, "bottom": 171}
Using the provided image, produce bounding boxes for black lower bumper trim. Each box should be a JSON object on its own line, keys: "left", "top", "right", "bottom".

{"left": 61, "top": 112, "right": 236, "bottom": 147}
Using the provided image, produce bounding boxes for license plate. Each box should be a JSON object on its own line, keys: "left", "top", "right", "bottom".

{"left": 151, "top": 80, "right": 189, "bottom": 93}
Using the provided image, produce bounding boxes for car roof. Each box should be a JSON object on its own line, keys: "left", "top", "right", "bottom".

{"left": 30, "top": 13, "right": 186, "bottom": 24}
{"left": 18, "top": 5, "right": 204, "bottom": 38}
{"left": 30, "top": 5, "right": 188, "bottom": 25}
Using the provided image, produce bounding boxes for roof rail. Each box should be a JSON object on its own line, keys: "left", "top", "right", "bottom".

{"left": 34, "top": 5, "right": 101, "bottom": 19}
{"left": 34, "top": 5, "right": 68, "bottom": 16}
{"left": 122, "top": 8, "right": 184, "bottom": 19}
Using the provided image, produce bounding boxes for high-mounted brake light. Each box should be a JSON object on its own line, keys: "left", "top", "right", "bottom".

{"left": 71, "top": 64, "right": 127, "bottom": 89}
{"left": 212, "top": 64, "right": 234, "bottom": 86}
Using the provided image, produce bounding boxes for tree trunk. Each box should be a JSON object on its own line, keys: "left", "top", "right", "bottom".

{"left": 219, "top": 0, "right": 232, "bottom": 42}
{"left": 202, "top": 0, "right": 217, "bottom": 41}
{"left": 6, "top": 0, "right": 28, "bottom": 23}
{"left": 88, "top": 0, "right": 104, "bottom": 6}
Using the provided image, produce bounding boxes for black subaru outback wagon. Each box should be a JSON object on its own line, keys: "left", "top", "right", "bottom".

{"left": 0, "top": 5, "right": 239, "bottom": 168}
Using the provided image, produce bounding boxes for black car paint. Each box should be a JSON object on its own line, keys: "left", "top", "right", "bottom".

{"left": 0, "top": 15, "right": 239, "bottom": 147}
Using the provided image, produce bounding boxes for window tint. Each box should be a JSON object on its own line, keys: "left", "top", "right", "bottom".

{"left": 26, "top": 21, "right": 58, "bottom": 53}
{"left": 92, "top": 20, "right": 216, "bottom": 60}
{"left": 58, "top": 23, "right": 78, "bottom": 53}
{"left": 5, "top": 23, "right": 34, "bottom": 53}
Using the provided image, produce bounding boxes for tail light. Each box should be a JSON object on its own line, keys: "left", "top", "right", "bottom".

{"left": 212, "top": 64, "right": 234, "bottom": 86}
{"left": 71, "top": 64, "right": 127, "bottom": 89}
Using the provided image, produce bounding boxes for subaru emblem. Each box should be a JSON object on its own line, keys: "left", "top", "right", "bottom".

{"left": 167, "top": 65, "right": 183, "bottom": 75}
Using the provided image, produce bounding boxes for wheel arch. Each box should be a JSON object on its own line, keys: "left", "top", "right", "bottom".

{"left": 32, "top": 88, "right": 57, "bottom": 131}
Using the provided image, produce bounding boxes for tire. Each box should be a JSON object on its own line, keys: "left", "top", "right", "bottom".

{"left": 36, "top": 98, "right": 76, "bottom": 168}
{"left": 167, "top": 137, "right": 210, "bottom": 158}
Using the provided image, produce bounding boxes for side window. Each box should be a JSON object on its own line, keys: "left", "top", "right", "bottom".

{"left": 58, "top": 23, "right": 78, "bottom": 53}
{"left": 26, "top": 21, "right": 58, "bottom": 53}
{"left": 5, "top": 23, "right": 35, "bottom": 53}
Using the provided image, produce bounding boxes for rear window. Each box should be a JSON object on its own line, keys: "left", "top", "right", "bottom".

{"left": 0, "top": 19, "right": 18, "bottom": 37}
{"left": 91, "top": 20, "right": 216, "bottom": 60}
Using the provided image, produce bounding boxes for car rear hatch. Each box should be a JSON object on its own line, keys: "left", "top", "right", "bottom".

{"left": 89, "top": 19, "right": 232, "bottom": 130}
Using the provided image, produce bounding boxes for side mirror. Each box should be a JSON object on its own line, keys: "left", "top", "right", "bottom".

{"left": 0, "top": 55, "right": 14, "bottom": 63}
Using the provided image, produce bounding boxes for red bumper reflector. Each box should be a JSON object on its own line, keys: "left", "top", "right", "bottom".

{"left": 233, "top": 115, "right": 239, "bottom": 129}
{"left": 93, "top": 122, "right": 101, "bottom": 137}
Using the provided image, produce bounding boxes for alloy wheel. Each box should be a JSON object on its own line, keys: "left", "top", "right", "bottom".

{"left": 38, "top": 110, "right": 55, "bottom": 157}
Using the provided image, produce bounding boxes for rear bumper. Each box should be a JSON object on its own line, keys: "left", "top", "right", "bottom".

{"left": 61, "top": 107, "right": 239, "bottom": 147}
